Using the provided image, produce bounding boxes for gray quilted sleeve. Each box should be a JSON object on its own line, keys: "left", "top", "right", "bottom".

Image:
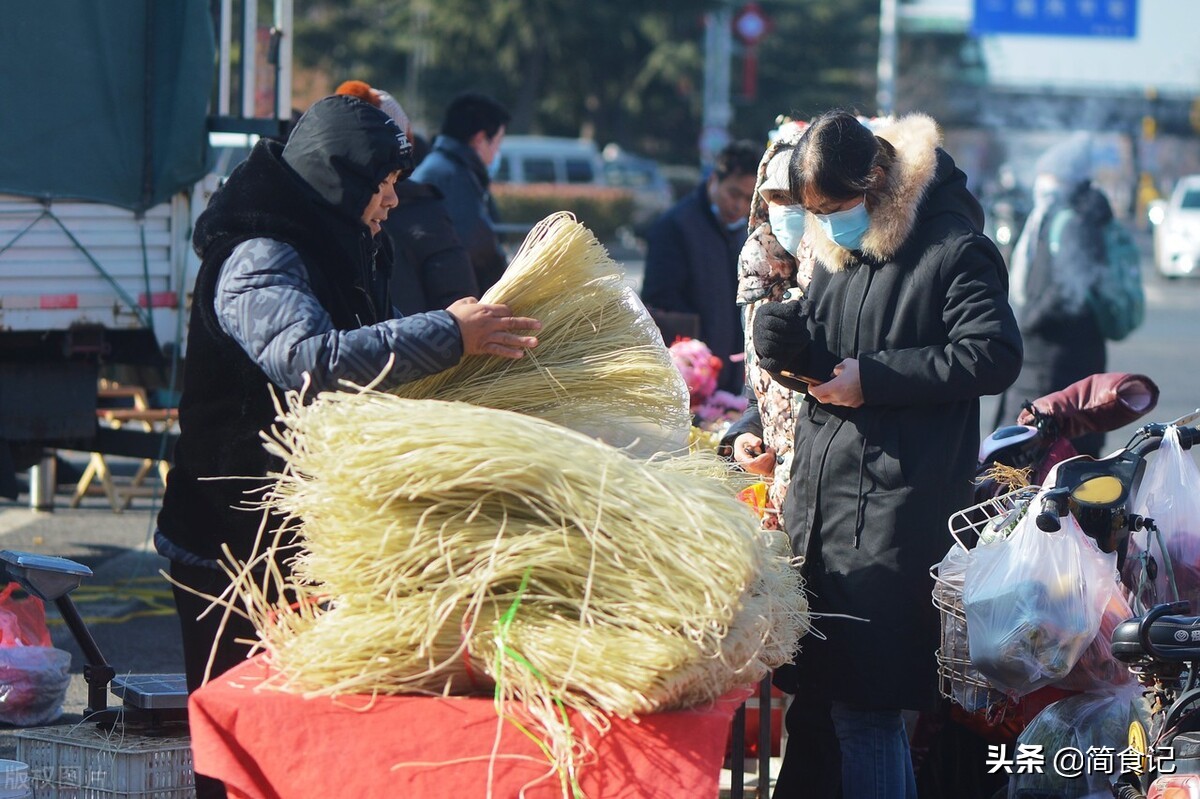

{"left": 214, "top": 238, "right": 463, "bottom": 393}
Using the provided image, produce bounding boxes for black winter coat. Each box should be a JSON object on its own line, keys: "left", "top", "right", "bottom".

{"left": 641, "top": 183, "right": 748, "bottom": 393}
{"left": 384, "top": 179, "right": 480, "bottom": 315}
{"left": 410, "top": 136, "right": 507, "bottom": 295}
{"left": 768, "top": 115, "right": 1023, "bottom": 710}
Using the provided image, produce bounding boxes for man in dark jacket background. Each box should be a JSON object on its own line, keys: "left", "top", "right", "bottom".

{"left": 156, "top": 95, "right": 539, "bottom": 799}
{"left": 334, "top": 79, "right": 479, "bottom": 314}
{"left": 411, "top": 91, "right": 510, "bottom": 295}
{"left": 385, "top": 178, "right": 480, "bottom": 314}
{"left": 640, "top": 139, "right": 760, "bottom": 394}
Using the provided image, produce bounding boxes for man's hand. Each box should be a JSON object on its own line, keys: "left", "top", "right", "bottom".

{"left": 808, "top": 358, "right": 864, "bottom": 408}
{"left": 448, "top": 298, "right": 540, "bottom": 359}
{"left": 732, "top": 433, "right": 777, "bottom": 476}
{"left": 752, "top": 301, "right": 810, "bottom": 374}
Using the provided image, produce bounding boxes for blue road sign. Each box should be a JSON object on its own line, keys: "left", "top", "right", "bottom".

{"left": 972, "top": 0, "right": 1137, "bottom": 38}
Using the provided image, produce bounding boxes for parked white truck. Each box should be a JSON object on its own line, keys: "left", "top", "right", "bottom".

{"left": 0, "top": 1, "right": 292, "bottom": 503}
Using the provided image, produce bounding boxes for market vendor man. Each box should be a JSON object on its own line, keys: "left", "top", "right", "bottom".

{"left": 154, "top": 95, "right": 539, "bottom": 799}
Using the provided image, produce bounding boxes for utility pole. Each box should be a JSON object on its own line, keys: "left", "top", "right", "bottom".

{"left": 406, "top": 2, "right": 430, "bottom": 133}
{"left": 876, "top": 0, "right": 898, "bottom": 117}
{"left": 701, "top": 4, "right": 734, "bottom": 168}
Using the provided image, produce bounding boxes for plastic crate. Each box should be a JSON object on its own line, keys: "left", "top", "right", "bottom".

{"left": 13, "top": 725, "right": 193, "bottom": 799}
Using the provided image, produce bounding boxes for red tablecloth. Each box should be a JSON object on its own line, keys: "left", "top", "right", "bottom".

{"left": 190, "top": 657, "right": 746, "bottom": 799}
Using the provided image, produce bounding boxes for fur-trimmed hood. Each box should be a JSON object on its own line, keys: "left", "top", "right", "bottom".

{"left": 807, "top": 114, "right": 974, "bottom": 272}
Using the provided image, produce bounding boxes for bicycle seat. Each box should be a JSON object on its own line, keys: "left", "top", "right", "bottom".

{"left": 1112, "top": 612, "right": 1200, "bottom": 663}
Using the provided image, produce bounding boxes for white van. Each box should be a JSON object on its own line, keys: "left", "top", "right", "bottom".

{"left": 209, "top": 131, "right": 259, "bottom": 178}
{"left": 493, "top": 135, "right": 605, "bottom": 185}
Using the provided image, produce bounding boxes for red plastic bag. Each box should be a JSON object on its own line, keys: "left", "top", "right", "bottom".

{"left": 0, "top": 583, "right": 52, "bottom": 647}
{"left": 0, "top": 582, "right": 70, "bottom": 725}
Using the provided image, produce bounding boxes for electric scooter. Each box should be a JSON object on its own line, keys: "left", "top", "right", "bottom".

{"left": 1028, "top": 420, "right": 1200, "bottom": 799}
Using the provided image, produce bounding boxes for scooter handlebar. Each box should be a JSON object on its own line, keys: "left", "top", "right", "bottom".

{"left": 1138, "top": 601, "right": 1194, "bottom": 661}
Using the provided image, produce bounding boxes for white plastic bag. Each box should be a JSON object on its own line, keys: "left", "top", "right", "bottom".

{"left": 963, "top": 491, "right": 1117, "bottom": 696}
{"left": 1125, "top": 426, "right": 1200, "bottom": 610}
{"left": 934, "top": 544, "right": 996, "bottom": 712}
{"left": 1054, "top": 588, "right": 1135, "bottom": 693}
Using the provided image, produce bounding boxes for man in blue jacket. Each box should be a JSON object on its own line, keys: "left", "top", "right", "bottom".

{"left": 641, "top": 140, "right": 760, "bottom": 393}
{"left": 411, "top": 91, "right": 511, "bottom": 294}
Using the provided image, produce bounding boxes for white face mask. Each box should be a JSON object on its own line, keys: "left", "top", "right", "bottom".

{"left": 767, "top": 203, "right": 806, "bottom": 255}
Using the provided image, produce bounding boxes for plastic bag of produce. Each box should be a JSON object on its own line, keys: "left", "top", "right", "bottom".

{"left": 934, "top": 544, "right": 1008, "bottom": 713}
{"left": 0, "top": 646, "right": 71, "bottom": 726}
{"left": 1125, "top": 426, "right": 1200, "bottom": 610}
{"left": 1054, "top": 589, "right": 1135, "bottom": 693}
{"left": 0, "top": 582, "right": 71, "bottom": 726}
{"left": 963, "top": 493, "right": 1117, "bottom": 696}
{"left": 1007, "top": 684, "right": 1148, "bottom": 799}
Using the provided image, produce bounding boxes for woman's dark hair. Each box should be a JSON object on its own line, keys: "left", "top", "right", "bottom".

{"left": 788, "top": 110, "right": 895, "bottom": 205}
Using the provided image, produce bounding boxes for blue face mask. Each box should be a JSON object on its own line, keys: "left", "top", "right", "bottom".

{"left": 767, "top": 204, "right": 806, "bottom": 255}
{"left": 816, "top": 198, "right": 870, "bottom": 250}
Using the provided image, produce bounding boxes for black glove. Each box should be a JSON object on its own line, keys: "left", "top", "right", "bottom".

{"left": 752, "top": 300, "right": 811, "bottom": 376}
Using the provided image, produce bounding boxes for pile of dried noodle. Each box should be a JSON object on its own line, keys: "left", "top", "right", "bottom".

{"left": 389, "top": 211, "right": 691, "bottom": 457}
{"left": 231, "top": 390, "right": 807, "bottom": 794}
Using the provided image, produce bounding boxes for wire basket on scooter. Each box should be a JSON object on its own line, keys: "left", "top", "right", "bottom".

{"left": 932, "top": 485, "right": 1040, "bottom": 714}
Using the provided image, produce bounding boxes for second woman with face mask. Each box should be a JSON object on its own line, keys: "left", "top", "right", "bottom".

{"left": 768, "top": 202, "right": 807, "bottom": 256}
{"left": 750, "top": 109, "right": 1023, "bottom": 799}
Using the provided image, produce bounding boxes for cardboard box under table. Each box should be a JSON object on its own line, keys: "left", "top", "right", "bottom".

{"left": 189, "top": 656, "right": 746, "bottom": 799}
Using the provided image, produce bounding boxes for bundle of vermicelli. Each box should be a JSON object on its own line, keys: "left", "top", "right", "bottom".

{"left": 235, "top": 390, "right": 808, "bottom": 794}
{"left": 389, "top": 212, "right": 691, "bottom": 456}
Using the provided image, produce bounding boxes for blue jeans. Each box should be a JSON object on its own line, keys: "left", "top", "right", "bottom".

{"left": 829, "top": 702, "right": 917, "bottom": 799}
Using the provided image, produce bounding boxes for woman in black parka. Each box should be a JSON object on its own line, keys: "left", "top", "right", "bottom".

{"left": 753, "top": 110, "right": 1023, "bottom": 797}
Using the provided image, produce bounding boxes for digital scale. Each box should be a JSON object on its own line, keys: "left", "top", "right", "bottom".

{"left": 0, "top": 550, "right": 189, "bottom": 732}
{"left": 111, "top": 673, "right": 190, "bottom": 710}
